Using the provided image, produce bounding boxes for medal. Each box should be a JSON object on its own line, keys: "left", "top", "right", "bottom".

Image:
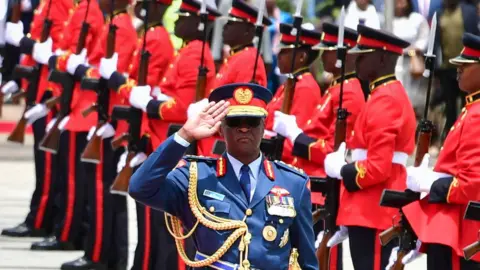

{"left": 263, "top": 225, "right": 277, "bottom": 242}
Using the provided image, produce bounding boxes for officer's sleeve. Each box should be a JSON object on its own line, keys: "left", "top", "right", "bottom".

{"left": 290, "top": 179, "right": 318, "bottom": 270}
{"left": 340, "top": 95, "right": 402, "bottom": 192}
{"left": 429, "top": 112, "right": 480, "bottom": 204}
{"left": 129, "top": 135, "right": 189, "bottom": 216}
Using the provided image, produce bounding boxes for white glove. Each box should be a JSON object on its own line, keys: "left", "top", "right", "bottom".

{"left": 32, "top": 38, "right": 53, "bottom": 65}
{"left": 264, "top": 129, "right": 277, "bottom": 138}
{"left": 5, "top": 22, "right": 24, "bottom": 47}
{"left": 58, "top": 116, "right": 70, "bottom": 131}
{"left": 24, "top": 104, "right": 49, "bottom": 124}
{"left": 273, "top": 111, "right": 303, "bottom": 142}
{"left": 117, "top": 149, "right": 128, "bottom": 173}
{"left": 96, "top": 123, "right": 115, "bottom": 139}
{"left": 1, "top": 80, "right": 19, "bottom": 94}
{"left": 45, "top": 117, "right": 57, "bottom": 132}
{"left": 129, "top": 85, "right": 153, "bottom": 111}
{"left": 187, "top": 98, "right": 209, "bottom": 119}
{"left": 156, "top": 92, "right": 171, "bottom": 102}
{"left": 314, "top": 226, "right": 349, "bottom": 249}
{"left": 324, "top": 142, "right": 347, "bottom": 179}
{"left": 99, "top": 53, "right": 118, "bottom": 79}
{"left": 21, "top": 0, "right": 32, "bottom": 11}
{"left": 386, "top": 240, "right": 422, "bottom": 269}
{"left": 129, "top": 152, "right": 147, "bottom": 168}
{"left": 152, "top": 86, "right": 162, "bottom": 97}
{"left": 87, "top": 126, "right": 96, "bottom": 141}
{"left": 66, "top": 49, "right": 87, "bottom": 75}
{"left": 406, "top": 154, "right": 451, "bottom": 193}
{"left": 54, "top": 48, "right": 65, "bottom": 56}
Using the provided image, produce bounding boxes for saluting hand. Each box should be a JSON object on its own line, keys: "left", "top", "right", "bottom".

{"left": 179, "top": 100, "right": 230, "bottom": 143}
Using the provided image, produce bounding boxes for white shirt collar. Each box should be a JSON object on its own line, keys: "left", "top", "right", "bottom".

{"left": 226, "top": 153, "right": 262, "bottom": 180}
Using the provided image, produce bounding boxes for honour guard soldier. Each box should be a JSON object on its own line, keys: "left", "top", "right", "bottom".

{"left": 100, "top": 1, "right": 220, "bottom": 269}
{"left": 193, "top": 0, "right": 272, "bottom": 157}
{"left": 323, "top": 24, "right": 416, "bottom": 269}
{"left": 1, "top": 0, "right": 73, "bottom": 238}
{"left": 273, "top": 22, "right": 366, "bottom": 270}
{"left": 28, "top": 0, "right": 104, "bottom": 251}
{"left": 389, "top": 33, "right": 480, "bottom": 270}
{"left": 264, "top": 23, "right": 322, "bottom": 165}
{"left": 129, "top": 82, "right": 318, "bottom": 270}
{"left": 57, "top": 0, "right": 137, "bottom": 269}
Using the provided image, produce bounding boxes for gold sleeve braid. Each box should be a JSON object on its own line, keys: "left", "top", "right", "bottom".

{"left": 165, "top": 162, "right": 253, "bottom": 269}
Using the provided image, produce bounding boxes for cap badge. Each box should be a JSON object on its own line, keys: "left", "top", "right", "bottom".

{"left": 234, "top": 87, "right": 253, "bottom": 104}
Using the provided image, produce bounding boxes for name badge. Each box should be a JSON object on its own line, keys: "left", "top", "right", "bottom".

{"left": 266, "top": 195, "right": 296, "bottom": 218}
{"left": 203, "top": 189, "right": 225, "bottom": 201}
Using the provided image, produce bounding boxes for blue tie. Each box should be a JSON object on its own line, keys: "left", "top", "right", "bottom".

{"left": 240, "top": 165, "right": 251, "bottom": 202}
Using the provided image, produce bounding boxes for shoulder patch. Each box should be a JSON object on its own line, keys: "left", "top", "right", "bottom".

{"left": 273, "top": 160, "right": 308, "bottom": 178}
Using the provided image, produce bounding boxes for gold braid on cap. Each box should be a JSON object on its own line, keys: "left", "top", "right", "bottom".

{"left": 165, "top": 162, "right": 253, "bottom": 269}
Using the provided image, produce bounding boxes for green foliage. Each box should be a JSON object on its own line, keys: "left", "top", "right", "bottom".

{"left": 276, "top": 0, "right": 293, "bottom": 13}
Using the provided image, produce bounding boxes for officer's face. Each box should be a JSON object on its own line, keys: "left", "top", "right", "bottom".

{"left": 457, "top": 63, "right": 480, "bottom": 92}
{"left": 355, "top": 51, "right": 383, "bottom": 81}
{"left": 223, "top": 20, "right": 254, "bottom": 46}
{"left": 174, "top": 14, "right": 202, "bottom": 40}
{"left": 219, "top": 117, "right": 264, "bottom": 156}
{"left": 277, "top": 48, "right": 308, "bottom": 74}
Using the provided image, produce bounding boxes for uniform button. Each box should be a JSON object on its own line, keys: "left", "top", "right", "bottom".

{"left": 246, "top": 209, "right": 252, "bottom": 216}
{"left": 317, "top": 104, "right": 321, "bottom": 109}
{"left": 169, "top": 64, "right": 174, "bottom": 69}
{"left": 307, "top": 119, "right": 312, "bottom": 125}
{"left": 162, "top": 77, "right": 167, "bottom": 82}
{"left": 298, "top": 75, "right": 303, "bottom": 80}
{"left": 273, "top": 98, "right": 277, "bottom": 102}
{"left": 223, "top": 59, "right": 228, "bottom": 64}
{"left": 209, "top": 206, "right": 215, "bottom": 213}
{"left": 150, "top": 27, "right": 155, "bottom": 31}
{"left": 279, "top": 219, "right": 284, "bottom": 224}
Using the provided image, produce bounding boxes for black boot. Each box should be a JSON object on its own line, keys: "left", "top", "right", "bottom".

{"left": 1, "top": 223, "right": 47, "bottom": 237}
{"left": 61, "top": 256, "right": 107, "bottom": 270}
{"left": 31, "top": 236, "right": 76, "bottom": 251}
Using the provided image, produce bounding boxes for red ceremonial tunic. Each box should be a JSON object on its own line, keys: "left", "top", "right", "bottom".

{"left": 264, "top": 71, "right": 322, "bottom": 165}
{"left": 82, "top": 11, "right": 138, "bottom": 137}
{"left": 337, "top": 76, "right": 416, "bottom": 230}
{"left": 52, "top": 0, "right": 104, "bottom": 132}
{"left": 290, "top": 74, "right": 365, "bottom": 205}
{"left": 403, "top": 91, "right": 480, "bottom": 262}
{"left": 198, "top": 45, "right": 267, "bottom": 157}
{"left": 20, "top": 0, "right": 73, "bottom": 103}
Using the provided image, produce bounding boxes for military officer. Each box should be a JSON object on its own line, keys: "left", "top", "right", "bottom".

{"left": 323, "top": 24, "right": 417, "bottom": 269}
{"left": 1, "top": 0, "right": 73, "bottom": 238}
{"left": 194, "top": 0, "right": 272, "bottom": 157}
{"left": 263, "top": 23, "right": 322, "bottom": 165}
{"left": 388, "top": 33, "right": 480, "bottom": 270}
{"left": 129, "top": 82, "right": 318, "bottom": 270}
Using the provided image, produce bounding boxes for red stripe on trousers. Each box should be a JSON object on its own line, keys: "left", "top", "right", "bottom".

{"left": 143, "top": 206, "right": 151, "bottom": 270}
{"left": 61, "top": 132, "right": 76, "bottom": 241}
{"left": 452, "top": 250, "right": 460, "bottom": 270}
{"left": 374, "top": 231, "right": 381, "bottom": 270}
{"left": 93, "top": 140, "right": 104, "bottom": 262}
{"left": 330, "top": 244, "right": 338, "bottom": 270}
{"left": 34, "top": 113, "right": 53, "bottom": 229}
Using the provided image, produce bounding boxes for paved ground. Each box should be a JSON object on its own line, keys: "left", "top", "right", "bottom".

{"left": 0, "top": 104, "right": 428, "bottom": 269}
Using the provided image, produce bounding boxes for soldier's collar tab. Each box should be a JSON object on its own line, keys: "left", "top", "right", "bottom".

{"left": 369, "top": 74, "right": 397, "bottom": 92}
{"left": 466, "top": 90, "right": 480, "bottom": 106}
{"left": 330, "top": 72, "right": 357, "bottom": 87}
{"left": 230, "top": 43, "right": 254, "bottom": 55}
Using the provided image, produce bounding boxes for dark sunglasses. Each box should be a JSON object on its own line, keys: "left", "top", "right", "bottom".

{"left": 225, "top": 117, "right": 262, "bottom": 128}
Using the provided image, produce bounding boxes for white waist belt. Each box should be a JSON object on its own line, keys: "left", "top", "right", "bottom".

{"left": 351, "top": 149, "right": 408, "bottom": 167}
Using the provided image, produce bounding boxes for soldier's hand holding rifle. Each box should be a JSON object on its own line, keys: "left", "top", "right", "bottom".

{"left": 386, "top": 240, "right": 422, "bottom": 269}
{"left": 272, "top": 111, "right": 302, "bottom": 143}
{"left": 1, "top": 81, "right": 19, "bottom": 95}
{"left": 5, "top": 21, "right": 24, "bottom": 46}
{"left": 99, "top": 53, "right": 118, "bottom": 79}
{"left": 32, "top": 38, "right": 53, "bottom": 65}
{"left": 406, "top": 154, "right": 452, "bottom": 194}
{"left": 24, "top": 103, "right": 49, "bottom": 124}
{"left": 86, "top": 123, "right": 115, "bottom": 141}
{"left": 66, "top": 49, "right": 88, "bottom": 75}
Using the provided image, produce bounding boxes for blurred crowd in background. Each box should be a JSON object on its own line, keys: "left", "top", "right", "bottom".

{"left": 1, "top": 0, "right": 480, "bottom": 151}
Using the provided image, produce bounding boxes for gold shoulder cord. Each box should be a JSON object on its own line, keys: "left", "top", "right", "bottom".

{"left": 165, "top": 162, "right": 253, "bottom": 269}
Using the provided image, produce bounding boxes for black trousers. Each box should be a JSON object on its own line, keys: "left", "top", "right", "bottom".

{"left": 426, "top": 244, "right": 480, "bottom": 270}
{"left": 347, "top": 226, "right": 398, "bottom": 270}
{"left": 53, "top": 130, "right": 88, "bottom": 244}
{"left": 83, "top": 138, "right": 128, "bottom": 269}
{"left": 24, "top": 114, "right": 58, "bottom": 234}
{"left": 313, "top": 215, "right": 343, "bottom": 270}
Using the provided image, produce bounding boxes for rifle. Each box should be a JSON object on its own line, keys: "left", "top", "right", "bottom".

{"left": 7, "top": 0, "right": 53, "bottom": 144}
{"left": 316, "top": 7, "right": 349, "bottom": 269}
{"left": 110, "top": 0, "right": 150, "bottom": 195}
{"left": 250, "top": 0, "right": 265, "bottom": 85}
{"left": 463, "top": 201, "right": 480, "bottom": 260}
{"left": 80, "top": 0, "right": 117, "bottom": 163}
{"left": 263, "top": 1, "right": 304, "bottom": 161}
{"left": 39, "top": 0, "right": 92, "bottom": 153}
{"left": 378, "top": 15, "right": 438, "bottom": 270}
